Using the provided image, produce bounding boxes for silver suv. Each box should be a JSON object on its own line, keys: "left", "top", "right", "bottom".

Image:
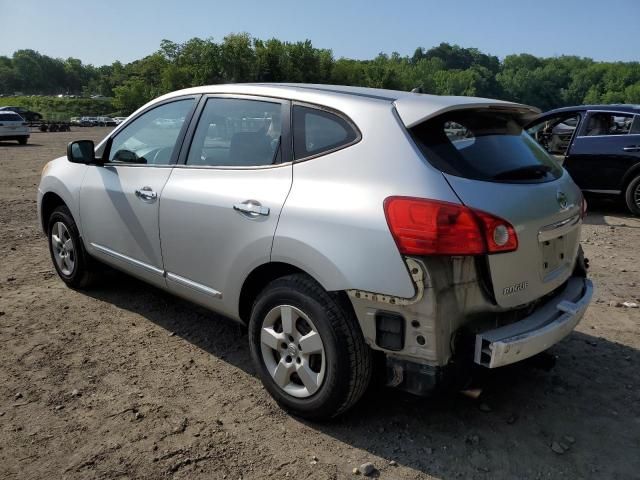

{"left": 38, "top": 84, "right": 593, "bottom": 419}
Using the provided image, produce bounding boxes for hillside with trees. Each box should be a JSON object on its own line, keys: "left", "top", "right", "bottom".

{"left": 1, "top": 33, "right": 639, "bottom": 115}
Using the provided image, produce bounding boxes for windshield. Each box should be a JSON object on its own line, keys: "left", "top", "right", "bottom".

{"left": 411, "top": 109, "right": 563, "bottom": 183}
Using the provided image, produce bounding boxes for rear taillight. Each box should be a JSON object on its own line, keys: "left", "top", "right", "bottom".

{"left": 383, "top": 197, "right": 518, "bottom": 256}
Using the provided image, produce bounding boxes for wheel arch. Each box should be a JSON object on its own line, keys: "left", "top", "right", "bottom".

{"left": 620, "top": 161, "right": 640, "bottom": 192}
{"left": 238, "top": 261, "right": 353, "bottom": 325}
{"left": 40, "top": 191, "right": 68, "bottom": 233}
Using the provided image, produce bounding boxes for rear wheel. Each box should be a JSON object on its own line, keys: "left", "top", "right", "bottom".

{"left": 17, "top": 137, "right": 27, "bottom": 145}
{"left": 248, "top": 274, "right": 372, "bottom": 419}
{"left": 624, "top": 175, "right": 640, "bottom": 216}
{"left": 47, "top": 206, "right": 96, "bottom": 288}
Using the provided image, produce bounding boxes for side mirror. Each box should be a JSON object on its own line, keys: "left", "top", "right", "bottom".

{"left": 67, "top": 140, "right": 100, "bottom": 164}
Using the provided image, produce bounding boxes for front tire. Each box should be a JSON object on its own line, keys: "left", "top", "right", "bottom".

{"left": 624, "top": 175, "right": 640, "bottom": 216}
{"left": 47, "top": 206, "right": 96, "bottom": 288}
{"left": 248, "top": 274, "right": 372, "bottom": 420}
{"left": 18, "top": 137, "right": 27, "bottom": 145}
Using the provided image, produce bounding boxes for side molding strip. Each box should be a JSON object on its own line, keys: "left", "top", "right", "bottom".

{"left": 90, "top": 243, "right": 164, "bottom": 276}
{"left": 90, "top": 243, "right": 223, "bottom": 299}
{"left": 166, "top": 272, "right": 223, "bottom": 298}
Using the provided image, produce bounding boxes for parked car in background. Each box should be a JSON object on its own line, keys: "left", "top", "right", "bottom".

{"left": 0, "top": 106, "right": 43, "bottom": 122}
{"left": 113, "top": 116, "right": 128, "bottom": 125}
{"left": 70, "top": 117, "right": 81, "bottom": 126}
{"left": 80, "top": 116, "right": 98, "bottom": 126}
{"left": 97, "top": 116, "right": 117, "bottom": 127}
{"left": 38, "top": 84, "right": 592, "bottom": 419}
{"left": 0, "top": 111, "right": 30, "bottom": 144}
{"left": 527, "top": 105, "right": 640, "bottom": 215}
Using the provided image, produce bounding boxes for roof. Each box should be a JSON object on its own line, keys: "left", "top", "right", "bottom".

{"left": 155, "top": 83, "right": 540, "bottom": 128}
{"left": 542, "top": 104, "right": 640, "bottom": 116}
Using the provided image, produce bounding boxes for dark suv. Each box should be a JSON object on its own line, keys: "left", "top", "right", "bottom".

{"left": 0, "top": 106, "right": 43, "bottom": 122}
{"left": 527, "top": 105, "right": 640, "bottom": 215}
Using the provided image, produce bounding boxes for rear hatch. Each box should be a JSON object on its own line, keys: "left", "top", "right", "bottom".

{"left": 408, "top": 107, "right": 583, "bottom": 308}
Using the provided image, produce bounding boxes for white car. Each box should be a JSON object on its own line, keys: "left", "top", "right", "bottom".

{"left": 113, "top": 116, "right": 128, "bottom": 125}
{"left": 0, "top": 111, "right": 29, "bottom": 144}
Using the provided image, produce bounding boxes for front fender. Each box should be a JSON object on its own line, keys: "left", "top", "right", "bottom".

{"left": 38, "top": 157, "right": 88, "bottom": 236}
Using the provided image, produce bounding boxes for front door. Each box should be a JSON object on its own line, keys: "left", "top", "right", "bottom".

{"left": 80, "top": 97, "right": 197, "bottom": 287}
{"left": 159, "top": 95, "right": 292, "bottom": 318}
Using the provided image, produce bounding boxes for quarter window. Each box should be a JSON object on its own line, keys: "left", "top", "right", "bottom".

{"left": 293, "top": 106, "right": 358, "bottom": 160}
{"left": 186, "top": 98, "right": 282, "bottom": 167}
{"left": 631, "top": 115, "right": 640, "bottom": 134}
{"left": 584, "top": 112, "right": 633, "bottom": 136}
{"left": 107, "top": 99, "right": 194, "bottom": 165}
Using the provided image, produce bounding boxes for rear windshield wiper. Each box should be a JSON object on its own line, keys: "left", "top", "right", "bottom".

{"left": 492, "top": 164, "right": 551, "bottom": 180}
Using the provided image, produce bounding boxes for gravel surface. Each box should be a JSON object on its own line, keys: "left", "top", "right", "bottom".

{"left": 1, "top": 129, "right": 639, "bottom": 479}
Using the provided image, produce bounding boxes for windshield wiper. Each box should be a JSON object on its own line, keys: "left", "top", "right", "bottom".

{"left": 492, "top": 164, "right": 551, "bottom": 180}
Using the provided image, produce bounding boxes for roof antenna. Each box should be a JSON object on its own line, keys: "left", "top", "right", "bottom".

{"left": 411, "top": 86, "right": 423, "bottom": 94}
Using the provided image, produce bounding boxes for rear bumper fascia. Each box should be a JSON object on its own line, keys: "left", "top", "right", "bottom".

{"left": 474, "top": 276, "right": 593, "bottom": 368}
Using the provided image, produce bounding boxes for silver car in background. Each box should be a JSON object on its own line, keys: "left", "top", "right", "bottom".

{"left": 37, "top": 84, "right": 593, "bottom": 419}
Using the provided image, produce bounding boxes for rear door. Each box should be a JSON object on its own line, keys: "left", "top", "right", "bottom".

{"left": 159, "top": 95, "right": 292, "bottom": 318}
{"left": 566, "top": 110, "right": 640, "bottom": 191}
{"left": 410, "top": 108, "right": 582, "bottom": 308}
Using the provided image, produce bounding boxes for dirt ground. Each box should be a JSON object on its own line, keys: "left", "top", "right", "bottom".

{"left": 0, "top": 128, "right": 639, "bottom": 480}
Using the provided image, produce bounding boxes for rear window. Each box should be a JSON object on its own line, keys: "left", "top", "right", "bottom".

{"left": 411, "top": 110, "right": 563, "bottom": 183}
{"left": 0, "top": 113, "right": 22, "bottom": 121}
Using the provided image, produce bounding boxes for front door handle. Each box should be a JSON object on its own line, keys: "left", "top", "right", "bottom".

{"left": 233, "top": 201, "right": 270, "bottom": 216}
{"left": 623, "top": 145, "right": 640, "bottom": 152}
{"left": 135, "top": 186, "right": 157, "bottom": 202}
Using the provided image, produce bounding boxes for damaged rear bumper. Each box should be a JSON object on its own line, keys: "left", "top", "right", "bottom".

{"left": 474, "top": 276, "right": 593, "bottom": 368}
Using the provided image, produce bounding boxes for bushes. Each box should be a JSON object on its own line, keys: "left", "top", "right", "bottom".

{"left": 0, "top": 96, "right": 115, "bottom": 121}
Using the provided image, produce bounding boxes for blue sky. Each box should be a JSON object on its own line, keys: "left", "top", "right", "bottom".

{"left": 1, "top": 0, "right": 639, "bottom": 65}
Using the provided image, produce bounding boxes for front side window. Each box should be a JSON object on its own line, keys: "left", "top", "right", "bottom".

{"left": 583, "top": 112, "right": 633, "bottom": 136}
{"left": 526, "top": 114, "right": 580, "bottom": 155}
{"left": 293, "top": 106, "right": 359, "bottom": 160}
{"left": 412, "top": 109, "right": 563, "bottom": 183}
{"left": 186, "top": 98, "right": 282, "bottom": 167}
{"left": 108, "top": 99, "right": 194, "bottom": 165}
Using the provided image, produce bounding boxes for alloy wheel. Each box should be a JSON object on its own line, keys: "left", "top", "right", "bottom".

{"left": 259, "top": 305, "right": 326, "bottom": 398}
{"left": 51, "top": 221, "right": 75, "bottom": 276}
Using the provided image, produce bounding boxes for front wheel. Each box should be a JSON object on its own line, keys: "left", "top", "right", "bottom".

{"left": 47, "top": 206, "right": 96, "bottom": 288}
{"left": 248, "top": 274, "right": 372, "bottom": 420}
{"left": 624, "top": 175, "right": 640, "bottom": 216}
{"left": 18, "top": 137, "right": 27, "bottom": 145}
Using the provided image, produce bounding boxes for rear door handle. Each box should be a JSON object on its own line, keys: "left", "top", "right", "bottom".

{"left": 233, "top": 201, "right": 270, "bottom": 216}
{"left": 135, "top": 186, "right": 157, "bottom": 202}
{"left": 623, "top": 145, "right": 640, "bottom": 152}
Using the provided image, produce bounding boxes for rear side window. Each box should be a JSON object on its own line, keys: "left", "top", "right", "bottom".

{"left": 583, "top": 112, "right": 633, "bottom": 136}
{"left": 293, "top": 105, "right": 359, "bottom": 160}
{"left": 632, "top": 115, "right": 640, "bottom": 134}
{"left": 411, "top": 110, "right": 563, "bottom": 183}
{"left": 0, "top": 113, "right": 22, "bottom": 121}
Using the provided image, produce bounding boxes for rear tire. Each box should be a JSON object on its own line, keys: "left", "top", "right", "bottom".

{"left": 624, "top": 175, "right": 640, "bottom": 216}
{"left": 248, "top": 274, "right": 372, "bottom": 420}
{"left": 18, "top": 137, "right": 27, "bottom": 145}
{"left": 47, "top": 206, "right": 97, "bottom": 288}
